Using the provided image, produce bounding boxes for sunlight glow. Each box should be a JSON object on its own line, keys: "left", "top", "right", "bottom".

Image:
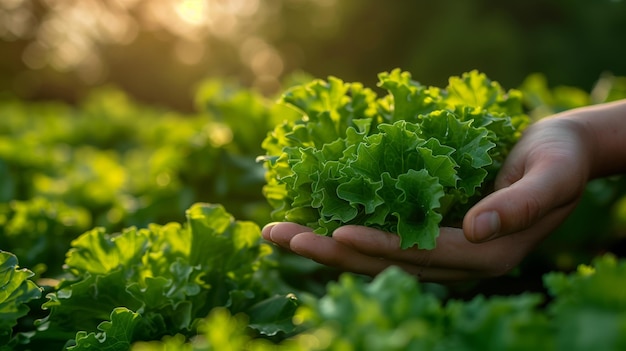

{"left": 176, "top": 0, "right": 207, "bottom": 25}
{"left": 0, "top": 0, "right": 339, "bottom": 85}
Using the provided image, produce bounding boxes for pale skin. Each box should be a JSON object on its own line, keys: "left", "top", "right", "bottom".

{"left": 262, "top": 99, "right": 626, "bottom": 282}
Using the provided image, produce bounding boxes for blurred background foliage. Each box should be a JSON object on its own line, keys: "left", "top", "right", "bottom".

{"left": 0, "top": 0, "right": 626, "bottom": 293}
{"left": 1, "top": 0, "right": 625, "bottom": 110}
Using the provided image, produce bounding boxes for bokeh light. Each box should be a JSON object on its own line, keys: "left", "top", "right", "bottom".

{"left": 0, "top": 0, "right": 625, "bottom": 111}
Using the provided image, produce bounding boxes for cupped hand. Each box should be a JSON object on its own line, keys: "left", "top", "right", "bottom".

{"left": 262, "top": 115, "right": 594, "bottom": 282}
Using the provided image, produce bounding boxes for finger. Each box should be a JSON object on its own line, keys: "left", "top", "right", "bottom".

{"left": 261, "top": 222, "right": 276, "bottom": 241}
{"left": 289, "top": 231, "right": 492, "bottom": 282}
{"left": 333, "top": 201, "right": 576, "bottom": 278}
{"left": 262, "top": 222, "right": 313, "bottom": 250}
{"left": 262, "top": 224, "right": 478, "bottom": 280}
{"left": 262, "top": 200, "right": 575, "bottom": 282}
{"left": 463, "top": 155, "right": 584, "bottom": 243}
{"left": 463, "top": 119, "right": 590, "bottom": 243}
{"left": 262, "top": 222, "right": 480, "bottom": 276}
{"left": 332, "top": 226, "right": 502, "bottom": 272}
{"left": 288, "top": 232, "right": 396, "bottom": 276}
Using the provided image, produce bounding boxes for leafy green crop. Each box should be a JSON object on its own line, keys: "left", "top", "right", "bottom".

{"left": 31, "top": 203, "right": 298, "bottom": 350}
{"left": 293, "top": 266, "right": 551, "bottom": 351}
{"left": 129, "top": 254, "right": 626, "bottom": 351}
{"left": 0, "top": 71, "right": 624, "bottom": 350}
{"left": 287, "top": 254, "right": 625, "bottom": 351}
{"left": 543, "top": 255, "right": 626, "bottom": 351}
{"left": 0, "top": 83, "right": 283, "bottom": 278}
{"left": 0, "top": 251, "right": 42, "bottom": 349}
{"left": 131, "top": 307, "right": 291, "bottom": 351}
{"left": 261, "top": 70, "right": 529, "bottom": 248}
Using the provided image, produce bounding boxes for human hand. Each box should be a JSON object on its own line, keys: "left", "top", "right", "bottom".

{"left": 263, "top": 113, "right": 595, "bottom": 282}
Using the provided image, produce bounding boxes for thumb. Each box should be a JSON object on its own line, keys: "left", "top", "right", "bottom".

{"left": 462, "top": 160, "right": 584, "bottom": 243}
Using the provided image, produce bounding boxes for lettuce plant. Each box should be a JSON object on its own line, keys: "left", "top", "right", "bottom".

{"left": 281, "top": 254, "right": 624, "bottom": 351}
{"left": 33, "top": 203, "right": 298, "bottom": 350}
{"left": 126, "top": 254, "right": 626, "bottom": 351}
{"left": 0, "top": 251, "right": 42, "bottom": 349}
{"left": 261, "top": 70, "right": 529, "bottom": 249}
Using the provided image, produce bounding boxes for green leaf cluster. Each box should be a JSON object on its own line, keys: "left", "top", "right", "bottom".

{"left": 0, "top": 82, "right": 284, "bottom": 276}
{"left": 292, "top": 267, "right": 550, "bottom": 351}
{"left": 130, "top": 254, "right": 626, "bottom": 351}
{"left": 290, "top": 254, "right": 626, "bottom": 351}
{"left": 543, "top": 255, "right": 626, "bottom": 351}
{"left": 32, "top": 203, "right": 297, "bottom": 350}
{"left": 0, "top": 251, "right": 42, "bottom": 349}
{"left": 261, "top": 70, "right": 529, "bottom": 248}
{"left": 130, "top": 307, "right": 292, "bottom": 351}
{"left": 0, "top": 197, "right": 91, "bottom": 277}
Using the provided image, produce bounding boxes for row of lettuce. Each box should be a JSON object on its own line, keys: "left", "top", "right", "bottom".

{"left": 0, "top": 79, "right": 304, "bottom": 278}
{"left": 1, "top": 71, "right": 626, "bottom": 349}
{"left": 4, "top": 211, "right": 626, "bottom": 350}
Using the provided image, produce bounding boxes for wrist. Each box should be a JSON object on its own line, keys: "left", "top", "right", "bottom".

{"left": 550, "top": 100, "right": 626, "bottom": 179}
{"left": 565, "top": 114, "right": 600, "bottom": 181}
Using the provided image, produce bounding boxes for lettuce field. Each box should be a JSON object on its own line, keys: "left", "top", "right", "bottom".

{"left": 2, "top": 70, "right": 626, "bottom": 350}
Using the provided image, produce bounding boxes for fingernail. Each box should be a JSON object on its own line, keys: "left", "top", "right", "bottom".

{"left": 261, "top": 222, "right": 278, "bottom": 240}
{"left": 262, "top": 222, "right": 278, "bottom": 231}
{"left": 472, "top": 211, "right": 500, "bottom": 242}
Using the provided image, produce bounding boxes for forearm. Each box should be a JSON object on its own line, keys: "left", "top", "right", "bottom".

{"left": 553, "top": 99, "right": 626, "bottom": 179}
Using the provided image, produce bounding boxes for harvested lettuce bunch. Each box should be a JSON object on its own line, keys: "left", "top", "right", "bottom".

{"left": 260, "top": 70, "right": 529, "bottom": 249}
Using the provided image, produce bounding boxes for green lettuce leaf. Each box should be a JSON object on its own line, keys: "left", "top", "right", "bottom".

{"left": 261, "top": 69, "right": 528, "bottom": 249}
{"left": 377, "top": 69, "right": 441, "bottom": 122}
{"left": 68, "top": 308, "right": 142, "bottom": 351}
{"left": 288, "top": 255, "right": 626, "bottom": 350}
{"left": 37, "top": 203, "right": 296, "bottom": 349}
{"left": 292, "top": 267, "right": 446, "bottom": 351}
{"left": 0, "top": 251, "right": 43, "bottom": 347}
{"left": 130, "top": 307, "right": 292, "bottom": 351}
{"left": 543, "top": 254, "right": 626, "bottom": 351}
